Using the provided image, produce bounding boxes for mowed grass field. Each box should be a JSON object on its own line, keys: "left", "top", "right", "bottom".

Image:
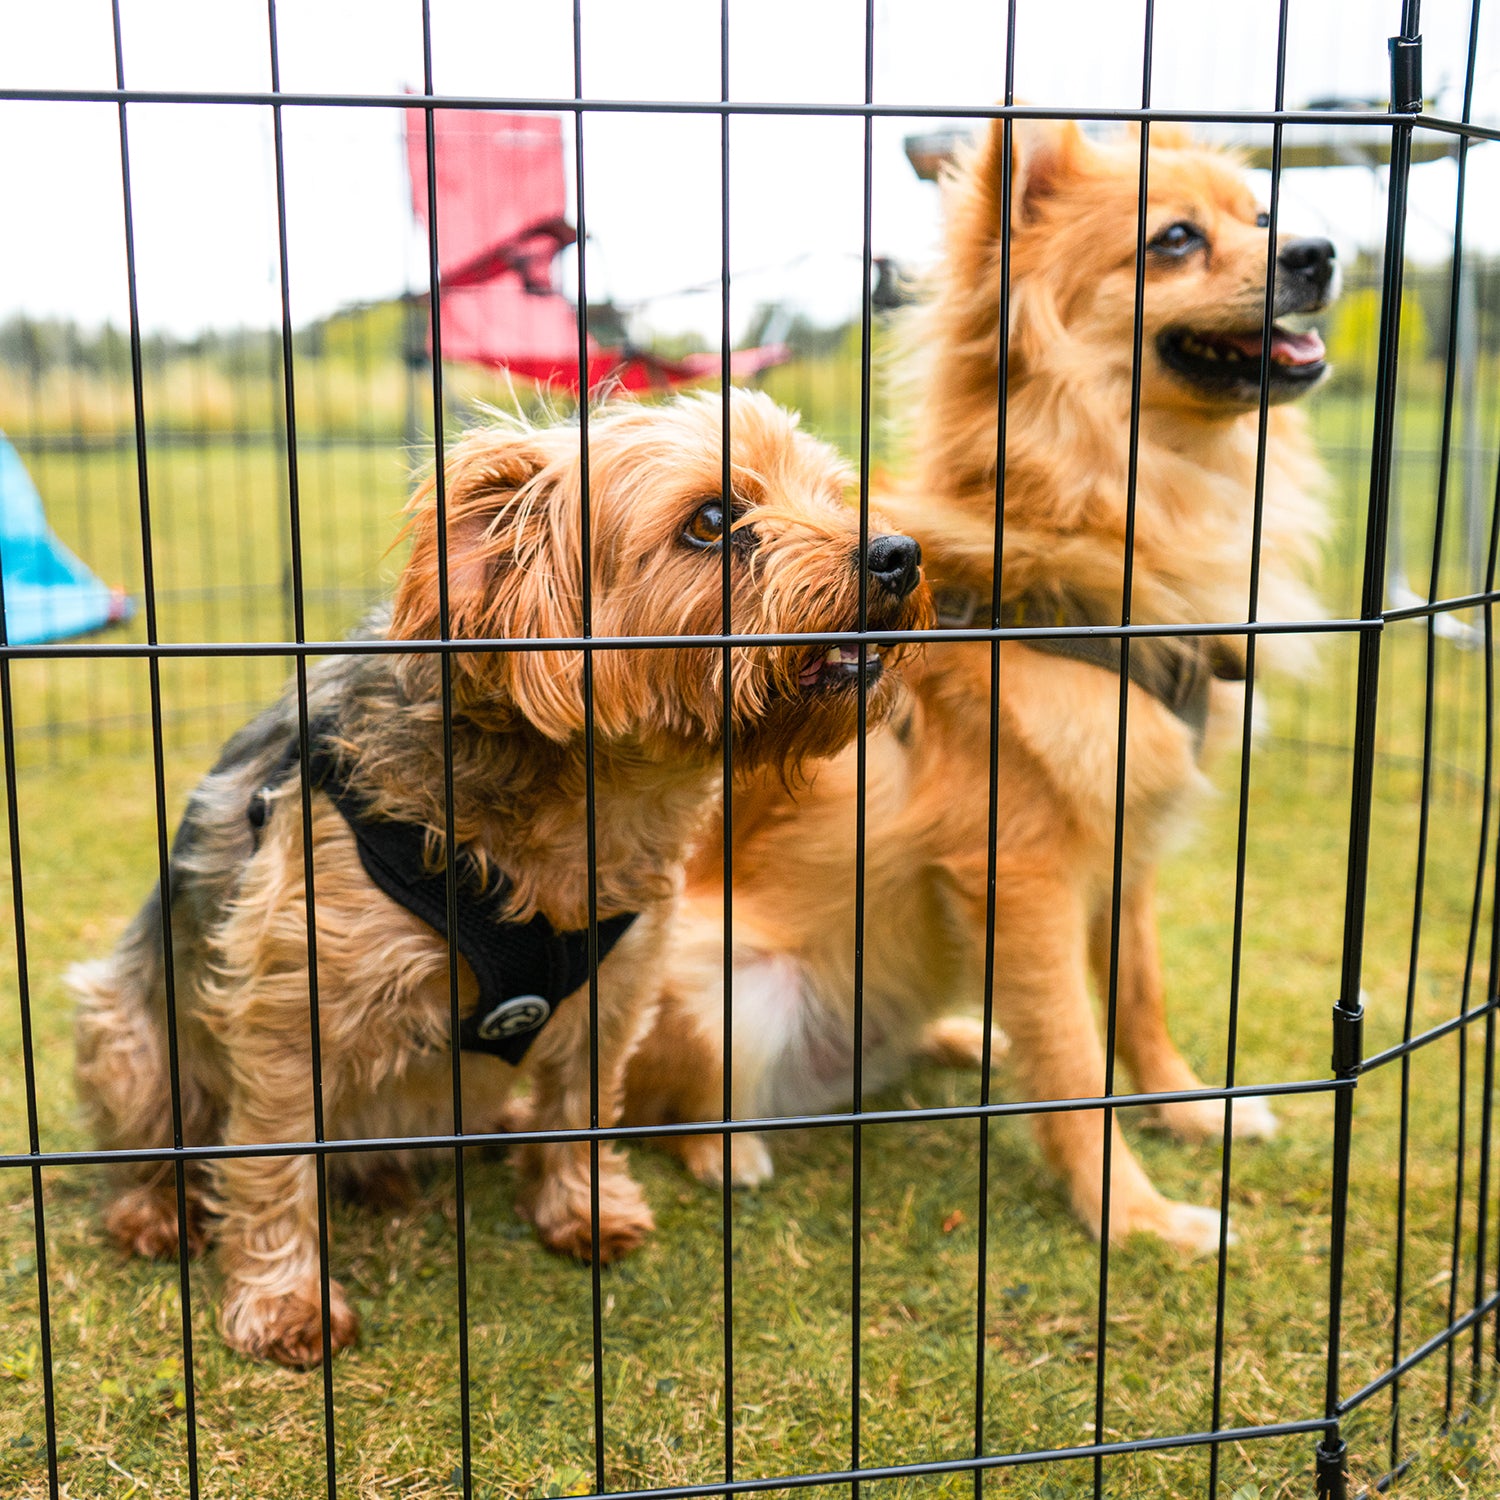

{"left": 0, "top": 371, "right": 1498, "bottom": 1497}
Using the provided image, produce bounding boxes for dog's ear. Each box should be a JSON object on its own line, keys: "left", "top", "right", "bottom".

{"left": 390, "top": 428, "right": 589, "bottom": 741}
{"left": 979, "top": 116, "right": 1088, "bottom": 228}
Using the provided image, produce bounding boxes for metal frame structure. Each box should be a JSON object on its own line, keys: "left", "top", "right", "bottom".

{"left": 2, "top": 2, "right": 1498, "bottom": 1497}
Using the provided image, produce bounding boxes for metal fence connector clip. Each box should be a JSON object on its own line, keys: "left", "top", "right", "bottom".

{"left": 1389, "top": 1, "right": 1423, "bottom": 113}
{"left": 1332, "top": 1000, "right": 1366, "bottom": 1080}
{"left": 1315, "top": 1434, "right": 1350, "bottom": 1499}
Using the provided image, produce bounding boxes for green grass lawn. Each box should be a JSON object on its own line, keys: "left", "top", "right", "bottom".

{"left": 1, "top": 375, "right": 1498, "bottom": 1497}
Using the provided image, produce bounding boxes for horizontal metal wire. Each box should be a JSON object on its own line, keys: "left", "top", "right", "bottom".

{"left": 1362, "top": 996, "right": 1500, "bottom": 1074}
{"left": 448, "top": 1416, "right": 1337, "bottom": 1500}
{"left": 1384, "top": 587, "right": 1500, "bottom": 623}
{"left": 0, "top": 88, "right": 1445, "bottom": 123}
{"left": 0, "top": 1077, "right": 1349, "bottom": 1173}
{"left": 1338, "top": 1289, "right": 1500, "bottom": 1417}
{"left": 0, "top": 87, "right": 1492, "bottom": 145}
{"left": 0, "top": 614, "right": 1376, "bottom": 664}
{"left": 0, "top": 87, "right": 1491, "bottom": 143}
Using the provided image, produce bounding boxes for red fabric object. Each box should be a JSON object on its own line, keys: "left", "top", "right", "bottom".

{"left": 406, "top": 109, "right": 593, "bottom": 381}
{"left": 404, "top": 108, "right": 788, "bottom": 396}
{"left": 406, "top": 110, "right": 571, "bottom": 284}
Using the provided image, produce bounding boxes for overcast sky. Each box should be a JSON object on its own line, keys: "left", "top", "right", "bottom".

{"left": 2, "top": 0, "right": 1499, "bottom": 342}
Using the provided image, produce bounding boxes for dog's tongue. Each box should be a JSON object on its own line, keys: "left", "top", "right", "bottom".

{"left": 1223, "top": 327, "right": 1326, "bottom": 366}
{"left": 1269, "top": 326, "right": 1325, "bottom": 366}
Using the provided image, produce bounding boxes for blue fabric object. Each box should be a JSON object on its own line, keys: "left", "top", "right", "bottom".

{"left": 1, "top": 431, "right": 129, "bottom": 645}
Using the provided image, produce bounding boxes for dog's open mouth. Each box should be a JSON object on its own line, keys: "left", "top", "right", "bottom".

{"left": 798, "top": 644, "right": 884, "bottom": 692}
{"left": 1157, "top": 322, "right": 1326, "bottom": 398}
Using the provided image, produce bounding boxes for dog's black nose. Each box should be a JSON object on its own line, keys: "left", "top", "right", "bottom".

{"left": 1278, "top": 237, "right": 1337, "bottom": 289}
{"left": 866, "top": 533, "right": 922, "bottom": 599}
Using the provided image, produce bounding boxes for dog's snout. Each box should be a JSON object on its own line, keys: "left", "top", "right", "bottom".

{"left": 1278, "top": 237, "right": 1337, "bottom": 289}
{"left": 865, "top": 533, "right": 922, "bottom": 600}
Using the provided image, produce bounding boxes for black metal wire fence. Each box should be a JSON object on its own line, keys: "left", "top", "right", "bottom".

{"left": 2, "top": 1, "right": 1500, "bottom": 1497}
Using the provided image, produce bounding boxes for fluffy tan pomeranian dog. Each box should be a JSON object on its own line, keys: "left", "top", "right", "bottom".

{"left": 624, "top": 118, "right": 1334, "bottom": 1253}
{"left": 70, "top": 389, "right": 930, "bottom": 1366}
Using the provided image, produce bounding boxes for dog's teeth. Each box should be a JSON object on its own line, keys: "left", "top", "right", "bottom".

{"left": 825, "top": 647, "right": 842, "bottom": 664}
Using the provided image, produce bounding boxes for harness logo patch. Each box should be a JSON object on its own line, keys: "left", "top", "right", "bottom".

{"left": 477, "top": 994, "right": 551, "bottom": 1040}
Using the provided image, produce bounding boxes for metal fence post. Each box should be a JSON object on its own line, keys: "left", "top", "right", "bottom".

{"left": 1318, "top": 4, "right": 1423, "bottom": 1496}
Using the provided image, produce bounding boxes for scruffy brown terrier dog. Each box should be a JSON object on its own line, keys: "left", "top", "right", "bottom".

{"left": 71, "top": 389, "right": 930, "bottom": 1366}
{"left": 625, "top": 119, "right": 1333, "bottom": 1252}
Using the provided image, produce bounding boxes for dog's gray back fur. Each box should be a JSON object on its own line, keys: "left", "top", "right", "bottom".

{"left": 104, "top": 614, "right": 391, "bottom": 1029}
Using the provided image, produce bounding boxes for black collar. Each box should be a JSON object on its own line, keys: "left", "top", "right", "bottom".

{"left": 248, "top": 725, "right": 638, "bottom": 1065}
{"left": 932, "top": 585, "right": 1245, "bottom": 749}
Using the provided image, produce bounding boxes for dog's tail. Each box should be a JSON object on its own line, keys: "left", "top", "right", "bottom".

{"left": 68, "top": 890, "right": 178, "bottom": 1165}
{"left": 69, "top": 914, "right": 167, "bottom": 1154}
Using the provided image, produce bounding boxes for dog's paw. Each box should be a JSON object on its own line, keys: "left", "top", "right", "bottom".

{"left": 595, "top": 1192, "right": 656, "bottom": 1263}
{"left": 1110, "top": 1199, "right": 1233, "bottom": 1257}
{"left": 221, "top": 1279, "right": 359, "bottom": 1368}
{"left": 1226, "top": 1095, "right": 1279, "bottom": 1140}
{"left": 524, "top": 1170, "right": 655, "bottom": 1264}
{"left": 105, "top": 1185, "right": 210, "bottom": 1261}
{"left": 678, "top": 1131, "right": 775, "bottom": 1189}
{"left": 919, "top": 1015, "right": 1011, "bottom": 1070}
{"left": 1147, "top": 1095, "right": 1279, "bottom": 1143}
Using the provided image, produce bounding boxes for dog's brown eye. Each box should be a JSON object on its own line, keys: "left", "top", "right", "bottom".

{"left": 1149, "top": 221, "right": 1205, "bottom": 256}
{"left": 684, "top": 501, "right": 725, "bottom": 549}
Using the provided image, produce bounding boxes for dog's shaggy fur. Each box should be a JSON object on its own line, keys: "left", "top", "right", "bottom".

{"left": 624, "top": 120, "right": 1333, "bottom": 1251}
{"left": 71, "top": 389, "right": 930, "bottom": 1366}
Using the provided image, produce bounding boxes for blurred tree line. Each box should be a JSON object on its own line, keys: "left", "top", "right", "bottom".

{"left": 0, "top": 300, "right": 414, "bottom": 382}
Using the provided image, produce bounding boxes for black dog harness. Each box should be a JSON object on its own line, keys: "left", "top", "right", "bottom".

{"left": 933, "top": 585, "right": 1246, "bottom": 750}
{"left": 248, "top": 728, "right": 637, "bottom": 1065}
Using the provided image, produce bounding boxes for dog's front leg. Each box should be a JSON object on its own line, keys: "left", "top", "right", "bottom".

{"left": 1089, "top": 875, "right": 1277, "bottom": 1142}
{"left": 515, "top": 962, "right": 656, "bottom": 1264}
{"left": 212, "top": 993, "right": 358, "bottom": 1368}
{"left": 995, "top": 871, "right": 1228, "bottom": 1256}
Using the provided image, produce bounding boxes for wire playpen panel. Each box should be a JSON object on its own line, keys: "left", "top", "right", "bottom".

{"left": 2, "top": 3, "right": 1499, "bottom": 1498}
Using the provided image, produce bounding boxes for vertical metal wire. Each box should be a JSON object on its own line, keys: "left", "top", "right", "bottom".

{"left": 718, "top": 0, "right": 737, "bottom": 1484}
{"left": 417, "top": 7, "right": 476, "bottom": 1494}
{"left": 0, "top": 459, "right": 61, "bottom": 1500}
{"left": 1440, "top": 9, "right": 1496, "bottom": 1425}
{"left": 1093, "top": 9, "right": 1156, "bottom": 1497}
{"left": 1206, "top": 8, "right": 1293, "bottom": 1493}
{"left": 64, "top": 324, "right": 103, "bottom": 756}
{"left": 1443, "top": 553, "right": 1496, "bottom": 1423}
{"left": 1441, "top": 641, "right": 1494, "bottom": 1422}
{"left": 271, "top": 320, "right": 296, "bottom": 650}
{"left": 16, "top": 334, "right": 60, "bottom": 764}
{"left": 569, "top": 6, "right": 609, "bottom": 1489}
{"left": 189, "top": 356, "right": 219, "bottom": 675}
{"left": 971, "top": 13, "right": 1018, "bottom": 1493}
{"left": 232, "top": 333, "right": 261, "bottom": 717}
{"left": 264, "top": 8, "right": 341, "bottom": 1487}
{"left": 1480, "top": 434, "right": 1500, "bottom": 1387}
{"left": 108, "top": 5, "right": 201, "bottom": 1493}
{"left": 1322, "top": 6, "right": 1421, "bottom": 1490}
{"left": 1474, "top": 431, "right": 1500, "bottom": 1397}
{"left": 1389, "top": 0, "right": 1483, "bottom": 1440}
{"left": 849, "top": 6, "right": 878, "bottom": 1496}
